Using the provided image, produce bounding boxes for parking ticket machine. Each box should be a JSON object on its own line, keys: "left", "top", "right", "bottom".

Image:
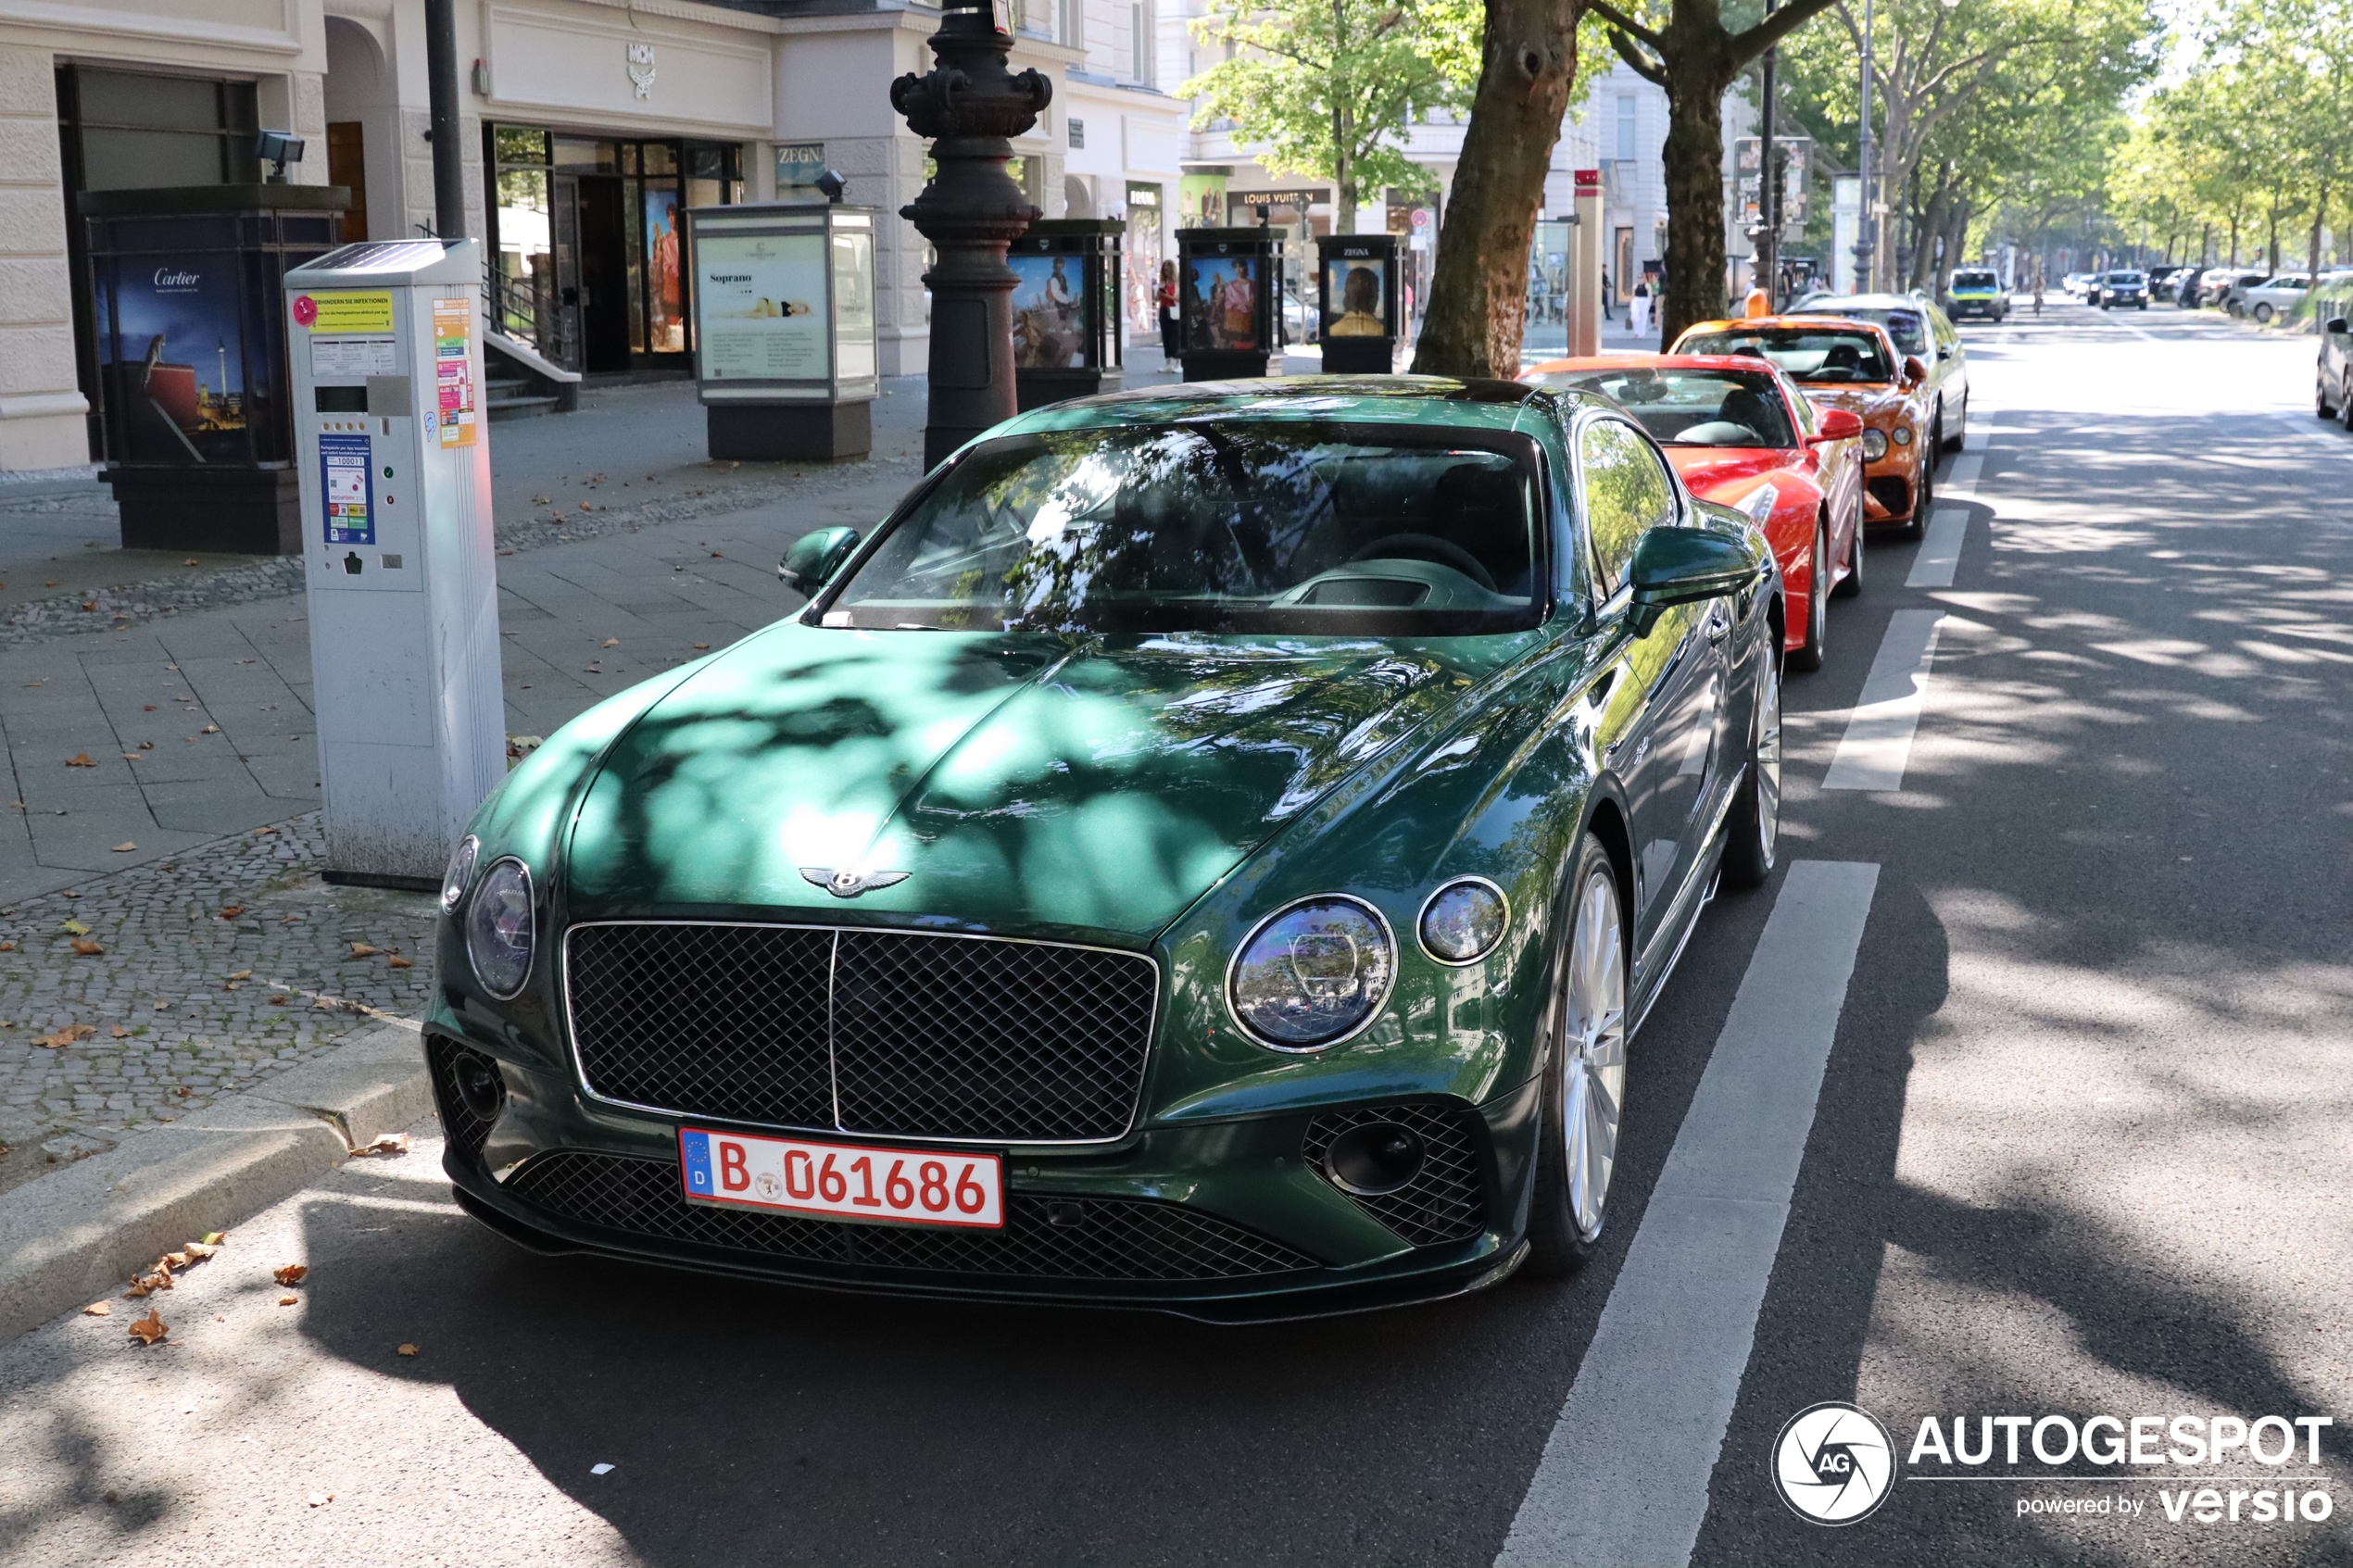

{"left": 283, "top": 239, "right": 506, "bottom": 886}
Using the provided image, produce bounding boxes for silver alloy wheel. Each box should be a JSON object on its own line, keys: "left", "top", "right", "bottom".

{"left": 1755, "top": 653, "right": 1782, "bottom": 864}
{"left": 1559, "top": 867, "right": 1628, "bottom": 1242}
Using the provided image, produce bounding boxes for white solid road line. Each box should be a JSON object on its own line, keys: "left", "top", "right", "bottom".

{"left": 1495, "top": 860, "right": 1881, "bottom": 1568}
{"left": 1906, "top": 505, "right": 1969, "bottom": 589}
{"left": 1821, "top": 608, "right": 1948, "bottom": 792}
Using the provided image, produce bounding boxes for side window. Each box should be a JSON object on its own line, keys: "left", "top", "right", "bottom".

{"left": 1788, "top": 377, "right": 1817, "bottom": 435}
{"left": 1578, "top": 419, "right": 1673, "bottom": 596}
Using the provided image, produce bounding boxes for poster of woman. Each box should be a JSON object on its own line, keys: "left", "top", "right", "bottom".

{"left": 1184, "top": 256, "right": 1259, "bottom": 350}
{"left": 646, "top": 189, "right": 686, "bottom": 353}
{"left": 1009, "top": 254, "right": 1085, "bottom": 368}
{"left": 1323, "top": 260, "right": 1386, "bottom": 337}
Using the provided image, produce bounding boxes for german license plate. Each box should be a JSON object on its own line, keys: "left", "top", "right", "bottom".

{"left": 677, "top": 1127, "right": 1004, "bottom": 1229}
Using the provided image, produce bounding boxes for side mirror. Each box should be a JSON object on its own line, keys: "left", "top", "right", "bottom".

{"left": 1810, "top": 408, "right": 1865, "bottom": 443}
{"left": 1627, "top": 524, "right": 1765, "bottom": 637}
{"left": 780, "top": 525, "right": 862, "bottom": 598}
{"left": 1901, "top": 356, "right": 1930, "bottom": 388}
{"left": 2328, "top": 318, "right": 2349, "bottom": 335}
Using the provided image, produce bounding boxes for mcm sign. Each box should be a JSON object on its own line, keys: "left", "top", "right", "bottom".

{"left": 626, "top": 42, "right": 657, "bottom": 100}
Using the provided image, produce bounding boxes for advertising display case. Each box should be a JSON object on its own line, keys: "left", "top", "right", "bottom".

{"left": 1009, "top": 219, "right": 1124, "bottom": 411}
{"left": 1176, "top": 228, "right": 1283, "bottom": 382}
{"left": 82, "top": 184, "right": 347, "bottom": 554}
{"left": 1315, "top": 233, "right": 1400, "bottom": 374}
{"left": 688, "top": 202, "right": 877, "bottom": 461}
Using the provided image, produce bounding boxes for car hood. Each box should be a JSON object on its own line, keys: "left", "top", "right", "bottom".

{"left": 1796, "top": 383, "right": 1912, "bottom": 422}
{"left": 560, "top": 621, "right": 1520, "bottom": 941}
{"left": 1663, "top": 446, "right": 1796, "bottom": 497}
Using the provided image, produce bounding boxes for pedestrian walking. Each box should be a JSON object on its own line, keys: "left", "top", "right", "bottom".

{"left": 1630, "top": 281, "right": 1653, "bottom": 337}
{"left": 1157, "top": 261, "right": 1181, "bottom": 361}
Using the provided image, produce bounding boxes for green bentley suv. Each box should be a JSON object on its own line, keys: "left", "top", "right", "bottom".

{"left": 426, "top": 376, "right": 1783, "bottom": 1319}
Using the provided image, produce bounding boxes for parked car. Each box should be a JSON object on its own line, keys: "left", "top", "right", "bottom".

{"left": 1946, "top": 267, "right": 2008, "bottom": 320}
{"left": 2200, "top": 269, "right": 2269, "bottom": 309}
{"left": 1671, "top": 314, "right": 1939, "bottom": 538}
{"left": 1756, "top": 292, "right": 1969, "bottom": 454}
{"left": 2171, "top": 267, "right": 2211, "bottom": 307}
{"left": 2062, "top": 272, "right": 2097, "bottom": 298}
{"left": 2318, "top": 312, "right": 2353, "bottom": 431}
{"left": 2147, "top": 265, "right": 2187, "bottom": 301}
{"left": 1524, "top": 354, "right": 1869, "bottom": 671}
{"left": 2235, "top": 274, "right": 2310, "bottom": 324}
{"left": 427, "top": 375, "right": 1788, "bottom": 1317}
{"left": 2093, "top": 270, "right": 2149, "bottom": 309}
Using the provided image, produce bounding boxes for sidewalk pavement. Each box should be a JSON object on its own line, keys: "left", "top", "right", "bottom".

{"left": 0, "top": 347, "right": 1193, "bottom": 1279}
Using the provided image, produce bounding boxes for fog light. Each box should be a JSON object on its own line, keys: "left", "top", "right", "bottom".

{"left": 1325, "top": 1122, "right": 1426, "bottom": 1196}
{"left": 1893, "top": 425, "right": 1914, "bottom": 445}
{"left": 452, "top": 1051, "right": 507, "bottom": 1122}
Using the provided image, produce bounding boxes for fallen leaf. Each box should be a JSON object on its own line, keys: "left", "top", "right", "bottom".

{"left": 33, "top": 1023, "right": 95, "bottom": 1048}
{"left": 349, "top": 1133, "right": 410, "bottom": 1158}
{"left": 127, "top": 1310, "right": 168, "bottom": 1346}
{"left": 348, "top": 942, "right": 380, "bottom": 957}
{"left": 43, "top": 580, "right": 58, "bottom": 587}
{"left": 268, "top": 995, "right": 290, "bottom": 1005}
{"left": 693, "top": 643, "right": 711, "bottom": 650}
{"left": 710, "top": 550, "right": 724, "bottom": 558}
{"left": 182, "top": 1241, "right": 215, "bottom": 1261}
{"left": 278, "top": 1294, "right": 298, "bottom": 1306}
{"left": 0, "top": 942, "right": 13, "bottom": 952}
{"left": 227, "top": 970, "right": 251, "bottom": 981}
{"left": 174, "top": 1085, "right": 190, "bottom": 1097}
{"left": 64, "top": 754, "right": 94, "bottom": 768}
{"left": 273, "top": 1263, "right": 308, "bottom": 1286}
{"left": 307, "top": 1492, "right": 333, "bottom": 1507}
{"left": 161, "top": 1251, "right": 188, "bottom": 1271}
{"left": 70, "top": 939, "right": 105, "bottom": 956}
{"left": 254, "top": 825, "right": 280, "bottom": 836}
{"left": 111, "top": 842, "right": 136, "bottom": 853}
{"left": 79, "top": 599, "right": 95, "bottom": 612}
{"left": 183, "top": 558, "right": 200, "bottom": 566}
{"left": 199, "top": 725, "right": 219, "bottom": 735}
{"left": 218, "top": 905, "right": 245, "bottom": 921}
{"left": 200, "top": 1232, "right": 224, "bottom": 1245}
{"left": 144, "top": 704, "right": 157, "bottom": 711}
{"left": 82, "top": 1301, "right": 110, "bottom": 1316}
{"left": 234, "top": 658, "right": 257, "bottom": 666}
{"left": 386, "top": 954, "right": 413, "bottom": 969}
{"left": 138, "top": 740, "right": 153, "bottom": 750}
{"left": 121, "top": 755, "right": 141, "bottom": 763}
{"left": 60, "top": 920, "right": 87, "bottom": 935}
{"left": 602, "top": 638, "right": 621, "bottom": 647}
{"left": 396, "top": 1343, "right": 419, "bottom": 1357}
{"left": 109, "top": 1024, "right": 129, "bottom": 1038}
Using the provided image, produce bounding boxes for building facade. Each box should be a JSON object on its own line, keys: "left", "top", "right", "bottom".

{"left": 0, "top": 0, "right": 1189, "bottom": 475}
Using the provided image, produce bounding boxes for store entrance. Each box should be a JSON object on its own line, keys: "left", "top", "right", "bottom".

{"left": 571, "top": 175, "right": 631, "bottom": 372}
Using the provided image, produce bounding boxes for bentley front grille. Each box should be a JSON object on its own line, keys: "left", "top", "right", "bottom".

{"left": 564, "top": 922, "right": 1159, "bottom": 1144}
{"left": 506, "top": 1150, "right": 1319, "bottom": 1282}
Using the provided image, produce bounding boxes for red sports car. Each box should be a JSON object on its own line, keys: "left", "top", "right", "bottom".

{"left": 1523, "top": 354, "right": 1868, "bottom": 671}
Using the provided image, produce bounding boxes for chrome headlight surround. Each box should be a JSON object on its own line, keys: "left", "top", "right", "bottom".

{"left": 464, "top": 857, "right": 535, "bottom": 1000}
{"left": 440, "top": 834, "right": 478, "bottom": 915}
{"left": 1417, "top": 876, "right": 1511, "bottom": 966}
{"left": 1860, "top": 427, "right": 1890, "bottom": 460}
{"left": 1225, "top": 894, "right": 1398, "bottom": 1053}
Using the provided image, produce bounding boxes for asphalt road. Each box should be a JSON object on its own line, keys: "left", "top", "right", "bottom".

{"left": 5, "top": 299, "right": 2350, "bottom": 1568}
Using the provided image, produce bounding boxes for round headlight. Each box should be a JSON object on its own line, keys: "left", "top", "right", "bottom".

{"left": 1892, "top": 424, "right": 1914, "bottom": 445}
{"left": 1419, "top": 878, "right": 1509, "bottom": 964}
{"left": 1861, "top": 427, "right": 1890, "bottom": 460}
{"left": 465, "top": 858, "right": 535, "bottom": 998}
{"left": 1227, "top": 897, "right": 1396, "bottom": 1050}
{"left": 440, "top": 834, "right": 478, "bottom": 915}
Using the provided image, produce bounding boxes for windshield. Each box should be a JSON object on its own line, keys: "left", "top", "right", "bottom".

{"left": 1951, "top": 270, "right": 1998, "bottom": 290}
{"left": 1677, "top": 326, "right": 1894, "bottom": 384}
{"left": 822, "top": 422, "right": 1544, "bottom": 635}
{"left": 1529, "top": 367, "right": 1795, "bottom": 447}
{"left": 2106, "top": 272, "right": 2145, "bottom": 284}
{"left": 1818, "top": 307, "right": 1928, "bottom": 355}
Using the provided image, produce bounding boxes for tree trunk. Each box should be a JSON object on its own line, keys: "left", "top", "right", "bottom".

{"left": 1655, "top": 56, "right": 1738, "bottom": 346}
{"left": 1411, "top": 0, "right": 1580, "bottom": 376}
{"left": 1906, "top": 175, "right": 1951, "bottom": 294}
{"left": 2310, "top": 185, "right": 2326, "bottom": 279}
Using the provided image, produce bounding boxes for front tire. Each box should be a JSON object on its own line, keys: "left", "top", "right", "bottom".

{"left": 1720, "top": 646, "right": 1780, "bottom": 891}
{"left": 2256, "top": 303, "right": 2275, "bottom": 324}
{"left": 1523, "top": 835, "right": 1629, "bottom": 1279}
{"left": 1902, "top": 444, "right": 1932, "bottom": 541}
{"left": 2340, "top": 374, "right": 2353, "bottom": 431}
{"left": 1788, "top": 523, "right": 1828, "bottom": 672}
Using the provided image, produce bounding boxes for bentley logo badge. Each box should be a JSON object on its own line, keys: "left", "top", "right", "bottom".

{"left": 626, "top": 42, "right": 657, "bottom": 99}
{"left": 800, "top": 867, "right": 911, "bottom": 898}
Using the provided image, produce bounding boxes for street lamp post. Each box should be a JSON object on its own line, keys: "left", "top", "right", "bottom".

{"left": 891, "top": 0, "right": 1052, "bottom": 470}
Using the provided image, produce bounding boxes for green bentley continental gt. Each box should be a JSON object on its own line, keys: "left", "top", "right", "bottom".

{"left": 426, "top": 376, "right": 1783, "bottom": 1320}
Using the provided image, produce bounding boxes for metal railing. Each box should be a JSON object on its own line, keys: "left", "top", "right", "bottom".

{"left": 484, "top": 257, "right": 577, "bottom": 369}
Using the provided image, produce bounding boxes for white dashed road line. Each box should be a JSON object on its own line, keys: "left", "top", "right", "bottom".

{"left": 1495, "top": 859, "right": 1881, "bottom": 1568}
{"left": 1906, "top": 506, "right": 1969, "bottom": 589}
{"left": 1821, "top": 608, "right": 1948, "bottom": 792}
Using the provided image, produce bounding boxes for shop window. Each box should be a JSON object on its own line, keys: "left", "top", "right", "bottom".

{"left": 60, "top": 68, "right": 259, "bottom": 191}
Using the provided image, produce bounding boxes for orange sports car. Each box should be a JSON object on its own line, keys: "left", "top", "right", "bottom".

{"left": 1524, "top": 353, "right": 1866, "bottom": 671}
{"left": 1668, "top": 315, "right": 1935, "bottom": 538}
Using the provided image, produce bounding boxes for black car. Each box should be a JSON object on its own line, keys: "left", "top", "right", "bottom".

{"left": 2095, "top": 270, "right": 2149, "bottom": 310}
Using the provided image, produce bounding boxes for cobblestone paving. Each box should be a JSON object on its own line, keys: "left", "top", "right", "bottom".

{"left": 0, "top": 811, "right": 437, "bottom": 1195}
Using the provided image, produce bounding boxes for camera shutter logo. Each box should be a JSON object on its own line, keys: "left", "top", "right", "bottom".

{"left": 1772, "top": 1402, "right": 1896, "bottom": 1525}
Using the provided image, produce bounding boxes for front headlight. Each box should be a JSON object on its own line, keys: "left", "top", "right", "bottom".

{"left": 1420, "top": 878, "right": 1509, "bottom": 964}
{"left": 1892, "top": 424, "right": 1914, "bottom": 445}
{"left": 1861, "top": 427, "right": 1889, "bottom": 460}
{"left": 1227, "top": 896, "right": 1396, "bottom": 1049}
{"left": 440, "top": 834, "right": 478, "bottom": 915}
{"left": 465, "top": 858, "right": 535, "bottom": 998}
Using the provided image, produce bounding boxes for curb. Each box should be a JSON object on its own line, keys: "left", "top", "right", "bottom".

{"left": 0, "top": 1018, "right": 432, "bottom": 1343}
